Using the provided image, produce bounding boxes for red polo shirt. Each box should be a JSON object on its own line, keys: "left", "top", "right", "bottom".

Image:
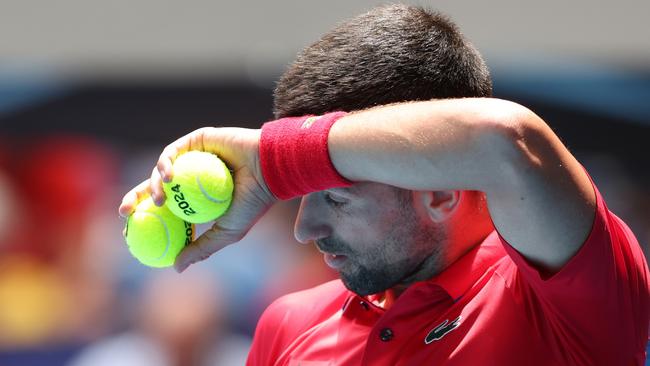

{"left": 247, "top": 183, "right": 650, "bottom": 365}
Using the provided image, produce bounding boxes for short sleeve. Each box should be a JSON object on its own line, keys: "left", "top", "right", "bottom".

{"left": 246, "top": 298, "right": 288, "bottom": 366}
{"left": 500, "top": 178, "right": 649, "bottom": 364}
{"left": 246, "top": 280, "right": 350, "bottom": 366}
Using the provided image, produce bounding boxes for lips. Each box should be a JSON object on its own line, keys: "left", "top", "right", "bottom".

{"left": 323, "top": 253, "right": 348, "bottom": 270}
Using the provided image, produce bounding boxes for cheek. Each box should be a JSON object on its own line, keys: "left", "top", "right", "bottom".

{"left": 336, "top": 215, "right": 383, "bottom": 248}
{"left": 336, "top": 200, "right": 412, "bottom": 257}
{"left": 350, "top": 228, "right": 411, "bottom": 267}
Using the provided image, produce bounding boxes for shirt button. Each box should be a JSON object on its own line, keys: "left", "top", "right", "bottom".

{"left": 379, "top": 328, "right": 394, "bottom": 342}
{"left": 359, "top": 301, "right": 370, "bottom": 310}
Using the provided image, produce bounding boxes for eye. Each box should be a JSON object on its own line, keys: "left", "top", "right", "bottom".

{"left": 324, "top": 192, "right": 347, "bottom": 207}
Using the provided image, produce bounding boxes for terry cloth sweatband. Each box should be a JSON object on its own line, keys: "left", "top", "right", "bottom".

{"left": 260, "top": 111, "right": 353, "bottom": 200}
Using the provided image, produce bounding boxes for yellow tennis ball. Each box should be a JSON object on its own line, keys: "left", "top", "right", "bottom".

{"left": 124, "top": 197, "right": 194, "bottom": 268}
{"left": 162, "top": 151, "right": 234, "bottom": 224}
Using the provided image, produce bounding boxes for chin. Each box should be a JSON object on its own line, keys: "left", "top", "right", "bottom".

{"left": 340, "top": 275, "right": 391, "bottom": 296}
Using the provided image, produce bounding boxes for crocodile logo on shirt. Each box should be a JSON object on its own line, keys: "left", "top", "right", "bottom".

{"left": 424, "top": 316, "right": 462, "bottom": 344}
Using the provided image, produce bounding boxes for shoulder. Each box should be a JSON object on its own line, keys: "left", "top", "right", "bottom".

{"left": 494, "top": 182, "right": 649, "bottom": 363}
{"left": 260, "top": 279, "right": 349, "bottom": 331}
{"left": 247, "top": 280, "right": 350, "bottom": 364}
{"left": 498, "top": 179, "right": 647, "bottom": 286}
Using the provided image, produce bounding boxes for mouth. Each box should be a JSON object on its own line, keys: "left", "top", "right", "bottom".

{"left": 323, "top": 253, "right": 348, "bottom": 270}
{"left": 314, "top": 240, "right": 349, "bottom": 270}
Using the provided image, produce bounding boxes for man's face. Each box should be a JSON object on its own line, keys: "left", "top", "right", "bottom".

{"left": 294, "top": 182, "right": 446, "bottom": 296}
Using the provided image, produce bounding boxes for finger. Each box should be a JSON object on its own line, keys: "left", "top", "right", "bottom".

{"left": 149, "top": 167, "right": 166, "bottom": 206}
{"left": 118, "top": 179, "right": 151, "bottom": 217}
{"left": 158, "top": 128, "right": 215, "bottom": 182}
{"left": 158, "top": 135, "right": 192, "bottom": 183}
{"left": 174, "top": 227, "right": 233, "bottom": 273}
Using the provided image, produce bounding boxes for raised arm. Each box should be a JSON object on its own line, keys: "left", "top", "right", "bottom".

{"left": 120, "top": 98, "right": 595, "bottom": 273}
{"left": 328, "top": 98, "right": 596, "bottom": 272}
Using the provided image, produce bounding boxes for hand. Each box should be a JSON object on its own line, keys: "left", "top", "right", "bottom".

{"left": 119, "top": 127, "right": 277, "bottom": 272}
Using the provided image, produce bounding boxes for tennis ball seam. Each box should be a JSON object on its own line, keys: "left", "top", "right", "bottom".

{"left": 162, "top": 151, "right": 233, "bottom": 223}
{"left": 131, "top": 211, "right": 171, "bottom": 261}
{"left": 196, "top": 175, "right": 230, "bottom": 204}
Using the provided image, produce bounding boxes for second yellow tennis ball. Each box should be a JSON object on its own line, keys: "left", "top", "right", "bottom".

{"left": 124, "top": 197, "right": 194, "bottom": 268}
{"left": 163, "top": 151, "right": 234, "bottom": 224}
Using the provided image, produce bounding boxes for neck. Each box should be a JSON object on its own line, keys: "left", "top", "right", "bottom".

{"left": 392, "top": 249, "right": 447, "bottom": 298}
{"left": 371, "top": 250, "right": 447, "bottom": 309}
{"left": 391, "top": 228, "right": 492, "bottom": 300}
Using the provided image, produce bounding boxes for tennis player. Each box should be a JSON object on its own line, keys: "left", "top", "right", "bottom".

{"left": 120, "top": 5, "right": 649, "bottom": 365}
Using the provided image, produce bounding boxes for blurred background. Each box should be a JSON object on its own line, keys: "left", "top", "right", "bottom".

{"left": 0, "top": 0, "right": 648, "bottom": 365}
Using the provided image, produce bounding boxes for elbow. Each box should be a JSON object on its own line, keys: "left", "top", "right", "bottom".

{"left": 477, "top": 99, "right": 549, "bottom": 174}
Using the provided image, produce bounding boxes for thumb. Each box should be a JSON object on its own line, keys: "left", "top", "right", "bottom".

{"left": 173, "top": 224, "right": 243, "bottom": 273}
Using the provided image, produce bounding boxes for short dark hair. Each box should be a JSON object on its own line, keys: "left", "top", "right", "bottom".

{"left": 273, "top": 4, "right": 492, "bottom": 118}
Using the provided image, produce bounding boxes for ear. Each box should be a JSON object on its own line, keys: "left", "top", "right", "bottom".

{"left": 415, "top": 190, "right": 462, "bottom": 223}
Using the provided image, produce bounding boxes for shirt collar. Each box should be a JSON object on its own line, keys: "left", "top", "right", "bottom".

{"left": 430, "top": 230, "right": 506, "bottom": 301}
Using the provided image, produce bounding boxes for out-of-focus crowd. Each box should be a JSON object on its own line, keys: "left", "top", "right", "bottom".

{"left": 0, "top": 135, "right": 337, "bottom": 366}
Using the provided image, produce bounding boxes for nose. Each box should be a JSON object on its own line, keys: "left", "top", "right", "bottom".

{"left": 294, "top": 194, "right": 332, "bottom": 244}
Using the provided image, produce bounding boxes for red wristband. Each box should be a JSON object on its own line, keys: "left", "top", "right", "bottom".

{"left": 259, "top": 111, "right": 353, "bottom": 200}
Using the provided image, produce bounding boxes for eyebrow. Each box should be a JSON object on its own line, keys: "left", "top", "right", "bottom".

{"left": 326, "top": 187, "right": 357, "bottom": 198}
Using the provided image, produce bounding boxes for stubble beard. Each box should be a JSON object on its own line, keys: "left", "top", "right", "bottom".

{"left": 323, "top": 222, "right": 446, "bottom": 297}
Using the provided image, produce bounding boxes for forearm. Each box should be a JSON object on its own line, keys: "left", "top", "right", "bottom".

{"left": 328, "top": 98, "right": 527, "bottom": 193}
